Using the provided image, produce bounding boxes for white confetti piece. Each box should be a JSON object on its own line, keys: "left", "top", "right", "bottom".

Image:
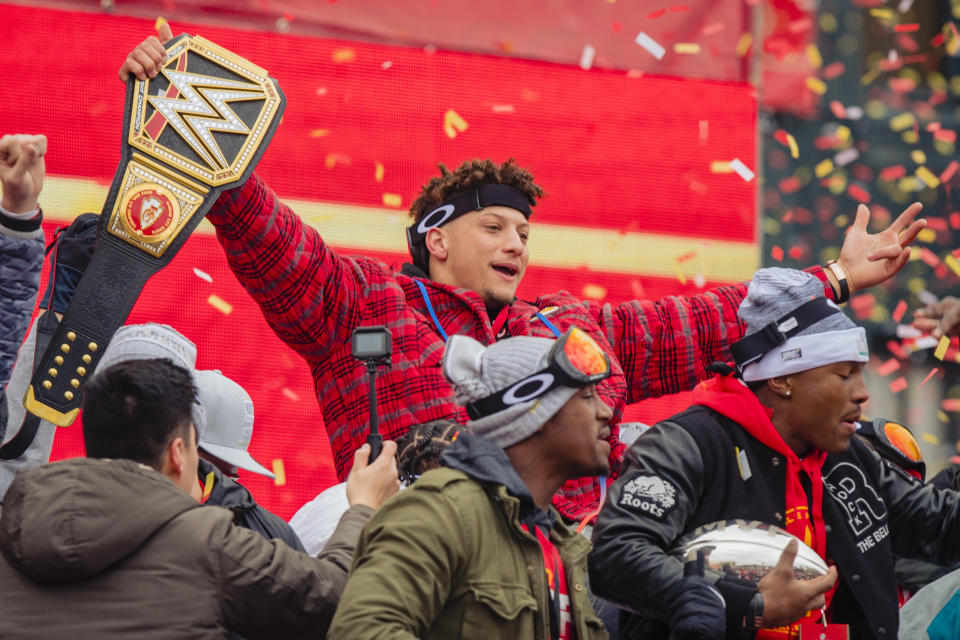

{"left": 915, "top": 336, "right": 939, "bottom": 350}
{"left": 579, "top": 44, "right": 596, "bottom": 70}
{"left": 491, "top": 104, "right": 515, "bottom": 113}
{"left": 846, "top": 106, "right": 864, "bottom": 120}
{"left": 635, "top": 32, "right": 665, "bottom": 60}
{"left": 382, "top": 60, "right": 392, "bottom": 69}
{"left": 898, "top": 0, "right": 914, "bottom": 12}
{"left": 834, "top": 148, "right": 859, "bottom": 167}
{"left": 192, "top": 267, "right": 212, "bottom": 283}
{"left": 896, "top": 324, "right": 923, "bottom": 339}
{"left": 729, "top": 158, "right": 755, "bottom": 182}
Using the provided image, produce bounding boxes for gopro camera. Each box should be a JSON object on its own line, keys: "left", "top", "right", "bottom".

{"left": 351, "top": 326, "right": 392, "bottom": 361}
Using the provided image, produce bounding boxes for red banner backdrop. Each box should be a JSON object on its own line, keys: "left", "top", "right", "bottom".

{"left": 2, "top": 4, "right": 756, "bottom": 518}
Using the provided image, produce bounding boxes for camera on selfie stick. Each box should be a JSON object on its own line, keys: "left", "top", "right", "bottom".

{"left": 351, "top": 326, "right": 392, "bottom": 462}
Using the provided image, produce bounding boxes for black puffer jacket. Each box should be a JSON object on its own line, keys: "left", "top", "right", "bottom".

{"left": 589, "top": 403, "right": 960, "bottom": 640}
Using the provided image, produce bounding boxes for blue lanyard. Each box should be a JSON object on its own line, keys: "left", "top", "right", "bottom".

{"left": 414, "top": 279, "right": 562, "bottom": 341}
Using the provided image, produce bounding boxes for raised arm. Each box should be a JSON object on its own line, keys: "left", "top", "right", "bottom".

{"left": 601, "top": 202, "right": 925, "bottom": 402}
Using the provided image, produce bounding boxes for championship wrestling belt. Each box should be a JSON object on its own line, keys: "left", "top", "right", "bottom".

{"left": 24, "top": 34, "right": 285, "bottom": 426}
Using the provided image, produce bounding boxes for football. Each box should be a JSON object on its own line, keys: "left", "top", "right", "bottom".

{"left": 670, "top": 519, "right": 829, "bottom": 583}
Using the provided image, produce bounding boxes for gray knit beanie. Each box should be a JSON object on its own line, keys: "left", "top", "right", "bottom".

{"left": 95, "top": 323, "right": 207, "bottom": 438}
{"left": 442, "top": 334, "right": 580, "bottom": 448}
{"left": 737, "top": 268, "right": 867, "bottom": 381}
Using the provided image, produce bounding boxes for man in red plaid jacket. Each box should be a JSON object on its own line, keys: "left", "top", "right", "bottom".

{"left": 121, "top": 37, "right": 925, "bottom": 521}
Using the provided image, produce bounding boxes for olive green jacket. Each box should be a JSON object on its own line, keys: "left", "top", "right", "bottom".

{"left": 328, "top": 459, "right": 608, "bottom": 640}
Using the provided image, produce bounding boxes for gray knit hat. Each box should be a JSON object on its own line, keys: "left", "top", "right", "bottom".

{"left": 737, "top": 268, "right": 867, "bottom": 381}
{"left": 442, "top": 334, "right": 581, "bottom": 448}
{"left": 95, "top": 323, "right": 207, "bottom": 438}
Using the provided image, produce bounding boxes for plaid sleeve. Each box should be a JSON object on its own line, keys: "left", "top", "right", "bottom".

{"left": 600, "top": 266, "right": 835, "bottom": 404}
{"left": 206, "top": 175, "right": 369, "bottom": 362}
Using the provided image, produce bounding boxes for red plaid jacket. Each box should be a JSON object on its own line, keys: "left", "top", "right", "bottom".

{"left": 207, "top": 175, "right": 834, "bottom": 520}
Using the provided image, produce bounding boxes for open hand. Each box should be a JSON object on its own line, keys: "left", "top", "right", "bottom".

{"left": 118, "top": 20, "right": 173, "bottom": 82}
{"left": 757, "top": 539, "right": 838, "bottom": 628}
{"left": 345, "top": 441, "right": 401, "bottom": 510}
{"left": 913, "top": 296, "right": 960, "bottom": 338}
{"left": 836, "top": 203, "right": 925, "bottom": 293}
{"left": 0, "top": 134, "right": 46, "bottom": 213}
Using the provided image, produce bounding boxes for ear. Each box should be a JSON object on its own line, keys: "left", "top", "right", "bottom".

{"left": 425, "top": 227, "right": 448, "bottom": 261}
{"left": 766, "top": 375, "right": 792, "bottom": 398}
{"left": 167, "top": 436, "right": 187, "bottom": 475}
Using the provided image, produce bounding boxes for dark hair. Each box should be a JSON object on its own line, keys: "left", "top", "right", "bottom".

{"left": 396, "top": 419, "right": 466, "bottom": 484}
{"left": 409, "top": 158, "right": 544, "bottom": 225}
{"left": 82, "top": 359, "right": 197, "bottom": 471}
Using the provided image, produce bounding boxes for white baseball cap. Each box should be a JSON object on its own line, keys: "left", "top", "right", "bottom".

{"left": 194, "top": 370, "right": 274, "bottom": 478}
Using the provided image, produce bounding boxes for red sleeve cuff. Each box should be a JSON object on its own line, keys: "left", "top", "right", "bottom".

{"left": 805, "top": 265, "right": 837, "bottom": 301}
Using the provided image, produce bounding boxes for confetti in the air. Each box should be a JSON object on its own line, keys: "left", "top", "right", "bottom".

{"left": 889, "top": 377, "right": 909, "bottom": 394}
{"left": 331, "top": 48, "right": 356, "bottom": 63}
{"left": 935, "top": 335, "right": 951, "bottom": 360}
{"left": 193, "top": 268, "right": 212, "bottom": 283}
{"left": 877, "top": 358, "right": 901, "bottom": 377}
{"left": 207, "top": 295, "right": 233, "bottom": 315}
{"left": 729, "top": 158, "right": 755, "bottom": 182}
{"left": 382, "top": 193, "right": 403, "bottom": 208}
{"left": 918, "top": 367, "right": 940, "bottom": 388}
{"left": 444, "top": 109, "right": 468, "bottom": 138}
{"left": 272, "top": 459, "right": 286, "bottom": 486}
{"left": 282, "top": 387, "right": 300, "bottom": 402}
{"left": 579, "top": 44, "right": 596, "bottom": 70}
{"left": 636, "top": 32, "right": 666, "bottom": 60}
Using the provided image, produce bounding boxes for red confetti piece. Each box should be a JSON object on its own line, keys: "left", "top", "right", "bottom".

{"left": 889, "top": 377, "right": 909, "bottom": 394}
{"left": 895, "top": 23, "right": 920, "bottom": 32}
{"left": 849, "top": 293, "right": 876, "bottom": 320}
{"left": 822, "top": 61, "right": 845, "bottom": 79}
{"left": 676, "top": 251, "right": 697, "bottom": 263}
{"left": 889, "top": 77, "right": 916, "bottom": 93}
{"left": 934, "top": 129, "right": 957, "bottom": 143}
{"left": 942, "top": 161, "right": 960, "bottom": 184}
{"left": 880, "top": 165, "right": 907, "bottom": 181}
{"left": 779, "top": 176, "right": 802, "bottom": 194}
{"left": 951, "top": 213, "right": 960, "bottom": 230}
{"left": 887, "top": 340, "right": 908, "bottom": 360}
{"left": 877, "top": 358, "right": 901, "bottom": 377}
{"left": 920, "top": 248, "right": 941, "bottom": 268}
{"left": 829, "top": 101, "right": 847, "bottom": 118}
{"left": 903, "top": 54, "right": 928, "bottom": 64}
{"left": 787, "top": 245, "right": 805, "bottom": 260}
{"left": 771, "top": 246, "right": 784, "bottom": 262}
{"left": 953, "top": 247, "right": 960, "bottom": 258}
{"left": 931, "top": 33, "right": 947, "bottom": 48}
{"left": 926, "top": 217, "right": 948, "bottom": 232}
{"left": 774, "top": 129, "right": 789, "bottom": 146}
{"left": 669, "top": 5, "right": 690, "bottom": 12}
{"left": 611, "top": 21, "right": 622, "bottom": 32}
{"left": 943, "top": 398, "right": 960, "bottom": 412}
{"left": 847, "top": 183, "right": 871, "bottom": 203}
{"left": 647, "top": 8, "right": 666, "bottom": 18}
{"left": 892, "top": 300, "right": 908, "bottom": 323}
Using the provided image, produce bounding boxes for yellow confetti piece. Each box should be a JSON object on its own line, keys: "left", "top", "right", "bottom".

{"left": 155, "top": 16, "right": 169, "bottom": 32}
{"left": 736, "top": 33, "right": 752, "bottom": 57}
{"left": 860, "top": 68, "right": 881, "bottom": 86}
{"left": 709, "top": 161, "right": 733, "bottom": 173}
{"left": 890, "top": 113, "right": 917, "bottom": 132}
{"left": 202, "top": 471, "right": 215, "bottom": 499}
{"left": 443, "top": 109, "right": 468, "bottom": 138}
{"left": 946, "top": 254, "right": 960, "bottom": 278}
{"left": 673, "top": 43, "right": 701, "bottom": 55}
{"left": 869, "top": 7, "right": 895, "bottom": 19}
{"left": 806, "top": 77, "right": 827, "bottom": 95}
{"left": 272, "top": 459, "right": 286, "bottom": 486}
{"left": 207, "top": 294, "right": 233, "bottom": 315}
{"left": 814, "top": 159, "right": 835, "bottom": 178}
{"left": 911, "top": 150, "right": 928, "bottom": 164}
{"left": 382, "top": 193, "right": 402, "bottom": 207}
{"left": 806, "top": 44, "right": 823, "bottom": 68}
{"left": 582, "top": 284, "right": 607, "bottom": 300}
{"left": 836, "top": 126, "right": 852, "bottom": 142}
{"left": 939, "top": 410, "right": 950, "bottom": 423}
{"left": 917, "top": 227, "right": 937, "bottom": 243}
{"left": 921, "top": 433, "right": 940, "bottom": 445}
{"left": 935, "top": 335, "right": 951, "bottom": 360}
{"left": 786, "top": 133, "right": 799, "bottom": 159}
{"left": 309, "top": 129, "right": 329, "bottom": 138}
{"left": 375, "top": 162, "right": 385, "bottom": 182}
{"left": 675, "top": 267, "right": 687, "bottom": 285}
{"left": 331, "top": 48, "right": 356, "bottom": 63}
{"left": 916, "top": 166, "right": 941, "bottom": 188}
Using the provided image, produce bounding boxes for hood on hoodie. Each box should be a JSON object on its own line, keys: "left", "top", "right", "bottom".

{"left": 0, "top": 458, "right": 197, "bottom": 584}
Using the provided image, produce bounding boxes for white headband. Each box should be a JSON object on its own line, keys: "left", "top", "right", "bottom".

{"left": 741, "top": 327, "right": 869, "bottom": 382}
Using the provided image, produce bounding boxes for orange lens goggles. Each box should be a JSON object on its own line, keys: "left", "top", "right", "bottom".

{"left": 883, "top": 421, "right": 923, "bottom": 463}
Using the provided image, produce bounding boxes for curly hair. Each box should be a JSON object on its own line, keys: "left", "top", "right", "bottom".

{"left": 395, "top": 419, "right": 467, "bottom": 485}
{"left": 408, "top": 158, "right": 544, "bottom": 224}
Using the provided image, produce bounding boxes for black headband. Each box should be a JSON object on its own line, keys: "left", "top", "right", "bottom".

{"left": 406, "top": 184, "right": 534, "bottom": 254}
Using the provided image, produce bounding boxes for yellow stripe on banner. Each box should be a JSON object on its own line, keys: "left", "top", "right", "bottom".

{"left": 41, "top": 176, "right": 759, "bottom": 282}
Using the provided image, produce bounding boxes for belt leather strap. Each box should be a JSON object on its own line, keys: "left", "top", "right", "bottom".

{"left": 25, "top": 34, "right": 285, "bottom": 426}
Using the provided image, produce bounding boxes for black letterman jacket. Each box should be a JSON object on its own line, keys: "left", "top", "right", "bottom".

{"left": 588, "top": 404, "right": 960, "bottom": 640}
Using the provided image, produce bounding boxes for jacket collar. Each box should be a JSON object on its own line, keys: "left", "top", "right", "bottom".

{"left": 442, "top": 433, "right": 555, "bottom": 532}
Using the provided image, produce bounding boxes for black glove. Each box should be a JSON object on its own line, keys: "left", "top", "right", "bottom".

{"left": 38, "top": 213, "right": 98, "bottom": 314}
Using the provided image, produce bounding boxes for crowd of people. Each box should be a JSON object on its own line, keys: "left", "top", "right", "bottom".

{"left": 4, "top": 22, "right": 960, "bottom": 640}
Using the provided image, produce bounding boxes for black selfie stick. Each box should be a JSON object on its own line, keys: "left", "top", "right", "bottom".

{"left": 351, "top": 326, "right": 392, "bottom": 462}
